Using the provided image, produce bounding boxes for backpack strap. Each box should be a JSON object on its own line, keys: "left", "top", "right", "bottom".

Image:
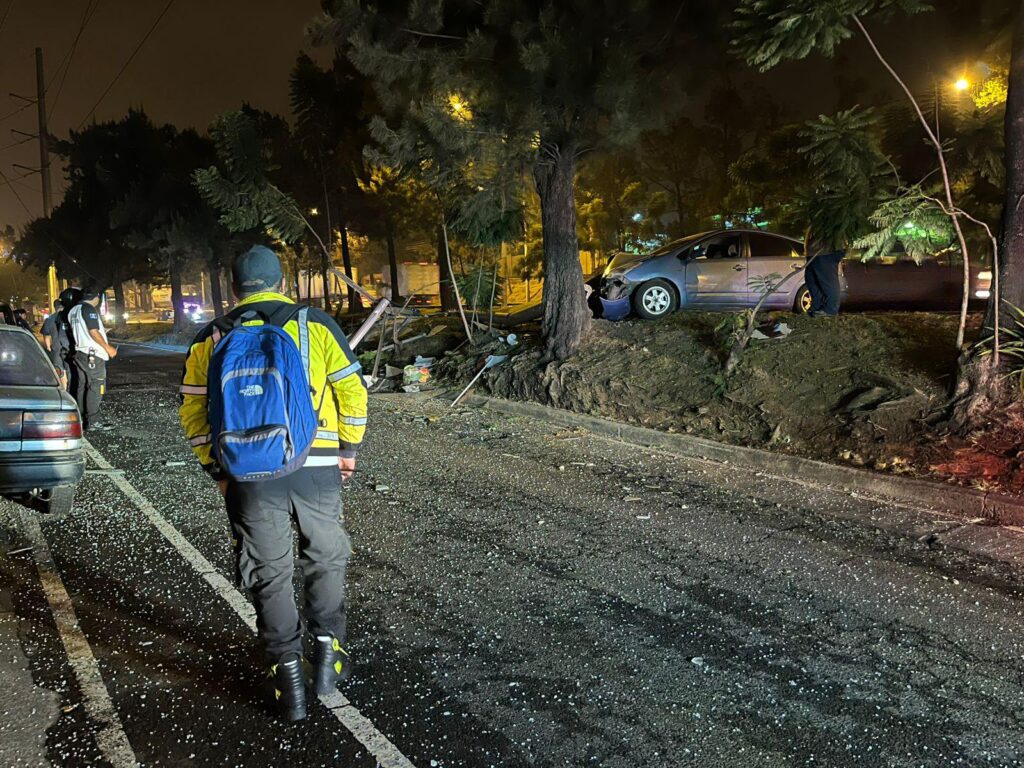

{"left": 296, "top": 307, "right": 311, "bottom": 375}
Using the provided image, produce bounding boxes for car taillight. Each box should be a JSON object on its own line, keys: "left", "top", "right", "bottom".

{"left": 22, "top": 411, "right": 82, "bottom": 440}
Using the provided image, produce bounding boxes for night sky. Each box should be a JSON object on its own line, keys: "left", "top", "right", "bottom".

{"left": 0, "top": 0, "right": 325, "bottom": 224}
{"left": 0, "top": 0, "right": 1003, "bottom": 229}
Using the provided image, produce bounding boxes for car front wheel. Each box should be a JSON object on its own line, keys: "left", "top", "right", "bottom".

{"left": 794, "top": 285, "right": 813, "bottom": 315}
{"left": 633, "top": 279, "right": 678, "bottom": 320}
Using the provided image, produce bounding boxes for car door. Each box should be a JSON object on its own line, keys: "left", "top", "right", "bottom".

{"left": 745, "top": 232, "right": 804, "bottom": 308}
{"left": 683, "top": 232, "right": 746, "bottom": 307}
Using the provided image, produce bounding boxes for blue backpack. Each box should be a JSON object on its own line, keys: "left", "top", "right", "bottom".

{"left": 207, "top": 306, "right": 317, "bottom": 482}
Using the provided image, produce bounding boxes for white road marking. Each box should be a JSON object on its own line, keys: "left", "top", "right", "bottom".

{"left": 84, "top": 440, "right": 416, "bottom": 768}
{"left": 17, "top": 509, "right": 139, "bottom": 768}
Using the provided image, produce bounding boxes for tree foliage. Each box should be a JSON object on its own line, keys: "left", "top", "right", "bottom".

{"left": 194, "top": 110, "right": 308, "bottom": 244}
{"left": 732, "top": 0, "right": 932, "bottom": 71}
{"left": 853, "top": 186, "right": 955, "bottom": 261}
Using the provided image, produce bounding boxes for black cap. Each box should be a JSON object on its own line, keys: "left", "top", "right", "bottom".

{"left": 58, "top": 287, "right": 83, "bottom": 306}
{"left": 232, "top": 245, "right": 283, "bottom": 293}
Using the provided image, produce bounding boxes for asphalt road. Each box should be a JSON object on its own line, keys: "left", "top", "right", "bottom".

{"left": 2, "top": 345, "right": 1024, "bottom": 767}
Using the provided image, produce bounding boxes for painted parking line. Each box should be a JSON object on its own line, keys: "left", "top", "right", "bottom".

{"left": 83, "top": 440, "right": 416, "bottom": 768}
{"left": 16, "top": 508, "right": 139, "bottom": 768}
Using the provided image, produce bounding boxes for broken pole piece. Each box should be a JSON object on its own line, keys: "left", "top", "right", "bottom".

{"left": 451, "top": 354, "right": 508, "bottom": 407}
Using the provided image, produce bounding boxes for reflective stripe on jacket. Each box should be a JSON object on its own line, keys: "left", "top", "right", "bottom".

{"left": 178, "top": 291, "right": 367, "bottom": 479}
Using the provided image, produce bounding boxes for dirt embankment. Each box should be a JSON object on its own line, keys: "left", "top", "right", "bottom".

{"left": 367, "top": 309, "right": 1024, "bottom": 494}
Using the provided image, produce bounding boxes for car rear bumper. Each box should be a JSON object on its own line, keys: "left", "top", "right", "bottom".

{"left": 0, "top": 451, "right": 84, "bottom": 493}
{"left": 599, "top": 295, "right": 632, "bottom": 321}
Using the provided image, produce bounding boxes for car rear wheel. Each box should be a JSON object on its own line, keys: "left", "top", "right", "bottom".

{"left": 633, "top": 279, "right": 678, "bottom": 320}
{"left": 42, "top": 485, "right": 75, "bottom": 516}
{"left": 794, "top": 285, "right": 813, "bottom": 315}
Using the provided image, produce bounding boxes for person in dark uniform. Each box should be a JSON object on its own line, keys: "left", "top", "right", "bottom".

{"left": 67, "top": 291, "right": 117, "bottom": 430}
{"left": 41, "top": 300, "right": 64, "bottom": 382}
{"left": 52, "top": 289, "right": 82, "bottom": 385}
{"left": 13, "top": 309, "right": 33, "bottom": 333}
{"left": 804, "top": 240, "right": 846, "bottom": 316}
{"left": 41, "top": 301, "right": 62, "bottom": 352}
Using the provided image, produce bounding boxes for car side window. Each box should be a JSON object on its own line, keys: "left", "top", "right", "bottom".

{"left": 691, "top": 235, "right": 742, "bottom": 260}
{"left": 748, "top": 233, "right": 800, "bottom": 259}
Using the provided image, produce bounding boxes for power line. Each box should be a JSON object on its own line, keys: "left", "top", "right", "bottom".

{"left": 0, "top": 163, "right": 36, "bottom": 217}
{"left": 0, "top": 135, "right": 32, "bottom": 153}
{"left": 0, "top": 0, "right": 15, "bottom": 43}
{"left": 77, "top": 0, "right": 178, "bottom": 129}
{"left": 49, "top": 0, "right": 101, "bottom": 121}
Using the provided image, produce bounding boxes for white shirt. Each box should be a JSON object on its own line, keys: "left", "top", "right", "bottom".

{"left": 68, "top": 303, "right": 110, "bottom": 361}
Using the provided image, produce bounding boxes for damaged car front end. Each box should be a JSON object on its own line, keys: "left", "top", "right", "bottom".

{"left": 598, "top": 256, "right": 645, "bottom": 321}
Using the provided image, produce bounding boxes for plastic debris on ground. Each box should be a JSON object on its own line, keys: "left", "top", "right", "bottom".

{"left": 403, "top": 365, "right": 432, "bottom": 386}
{"left": 751, "top": 320, "right": 794, "bottom": 341}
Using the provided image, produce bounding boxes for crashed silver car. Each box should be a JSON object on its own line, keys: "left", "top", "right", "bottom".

{"left": 599, "top": 229, "right": 835, "bottom": 320}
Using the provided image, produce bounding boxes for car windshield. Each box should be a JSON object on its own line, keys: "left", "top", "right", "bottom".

{"left": 0, "top": 331, "right": 58, "bottom": 386}
{"left": 642, "top": 232, "right": 711, "bottom": 259}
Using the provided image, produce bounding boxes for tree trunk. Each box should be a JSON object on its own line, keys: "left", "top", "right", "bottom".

{"left": 993, "top": 3, "right": 1024, "bottom": 313}
{"left": 386, "top": 218, "right": 400, "bottom": 300}
{"left": 952, "top": 2, "right": 1024, "bottom": 426}
{"left": 533, "top": 148, "right": 590, "bottom": 361}
{"left": 340, "top": 224, "right": 357, "bottom": 311}
{"left": 208, "top": 265, "right": 225, "bottom": 316}
{"left": 320, "top": 255, "right": 332, "bottom": 312}
{"left": 112, "top": 279, "right": 126, "bottom": 325}
{"left": 291, "top": 256, "right": 301, "bottom": 300}
{"left": 169, "top": 258, "right": 187, "bottom": 332}
{"left": 438, "top": 225, "right": 456, "bottom": 311}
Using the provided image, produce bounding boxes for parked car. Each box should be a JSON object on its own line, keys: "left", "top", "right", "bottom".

{"left": 599, "top": 229, "right": 840, "bottom": 320}
{"left": 0, "top": 325, "right": 84, "bottom": 515}
{"left": 842, "top": 254, "right": 992, "bottom": 310}
{"left": 158, "top": 303, "right": 206, "bottom": 323}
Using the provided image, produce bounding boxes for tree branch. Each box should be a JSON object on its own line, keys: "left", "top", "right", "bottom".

{"left": 852, "top": 13, "right": 973, "bottom": 350}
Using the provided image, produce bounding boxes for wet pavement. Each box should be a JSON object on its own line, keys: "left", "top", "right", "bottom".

{"left": 2, "top": 345, "right": 1024, "bottom": 767}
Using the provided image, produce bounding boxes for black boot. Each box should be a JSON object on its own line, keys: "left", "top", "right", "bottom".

{"left": 268, "top": 652, "right": 307, "bottom": 721}
{"left": 311, "top": 635, "right": 350, "bottom": 695}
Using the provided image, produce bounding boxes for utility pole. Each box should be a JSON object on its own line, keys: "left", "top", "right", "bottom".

{"left": 13, "top": 49, "right": 58, "bottom": 307}
{"left": 35, "top": 48, "right": 58, "bottom": 307}
{"left": 35, "top": 49, "right": 52, "bottom": 217}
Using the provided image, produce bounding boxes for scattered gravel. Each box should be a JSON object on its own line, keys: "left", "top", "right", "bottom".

{"left": 0, "top": 347, "right": 1022, "bottom": 767}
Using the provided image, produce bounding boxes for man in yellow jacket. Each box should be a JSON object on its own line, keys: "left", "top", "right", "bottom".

{"left": 179, "top": 245, "right": 366, "bottom": 721}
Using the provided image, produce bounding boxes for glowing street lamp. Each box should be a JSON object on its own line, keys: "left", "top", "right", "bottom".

{"left": 954, "top": 77, "right": 970, "bottom": 92}
{"left": 448, "top": 93, "right": 472, "bottom": 121}
{"left": 309, "top": 207, "right": 320, "bottom": 216}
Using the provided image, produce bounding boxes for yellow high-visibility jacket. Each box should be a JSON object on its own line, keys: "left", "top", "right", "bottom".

{"left": 178, "top": 291, "right": 367, "bottom": 479}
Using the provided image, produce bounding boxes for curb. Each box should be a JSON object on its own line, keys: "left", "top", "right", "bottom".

{"left": 469, "top": 395, "right": 1024, "bottom": 528}
{"left": 110, "top": 339, "right": 188, "bottom": 354}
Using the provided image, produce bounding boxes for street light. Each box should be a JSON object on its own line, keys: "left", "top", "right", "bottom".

{"left": 309, "top": 207, "right": 320, "bottom": 216}
{"left": 954, "top": 77, "right": 970, "bottom": 92}
{"left": 448, "top": 93, "right": 472, "bottom": 121}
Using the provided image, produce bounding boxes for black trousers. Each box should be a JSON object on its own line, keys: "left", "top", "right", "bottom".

{"left": 805, "top": 252, "right": 844, "bottom": 315}
{"left": 225, "top": 466, "right": 350, "bottom": 662}
{"left": 70, "top": 352, "right": 106, "bottom": 429}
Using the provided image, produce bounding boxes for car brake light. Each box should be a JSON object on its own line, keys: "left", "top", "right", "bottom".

{"left": 22, "top": 411, "right": 83, "bottom": 440}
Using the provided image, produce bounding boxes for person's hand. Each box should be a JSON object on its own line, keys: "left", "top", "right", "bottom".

{"left": 339, "top": 456, "right": 356, "bottom": 484}
{"left": 106, "top": 345, "right": 118, "bottom": 359}
{"left": 217, "top": 479, "right": 229, "bottom": 497}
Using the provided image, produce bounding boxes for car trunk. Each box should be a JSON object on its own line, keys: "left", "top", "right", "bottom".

{"left": 0, "top": 387, "right": 81, "bottom": 452}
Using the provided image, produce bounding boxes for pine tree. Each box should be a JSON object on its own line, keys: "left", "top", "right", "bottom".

{"left": 313, "top": 0, "right": 690, "bottom": 360}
